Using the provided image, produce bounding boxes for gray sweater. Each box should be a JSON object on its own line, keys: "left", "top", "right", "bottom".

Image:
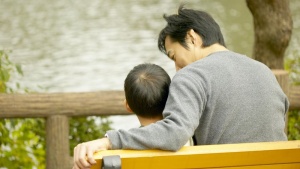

{"left": 107, "top": 51, "right": 289, "bottom": 151}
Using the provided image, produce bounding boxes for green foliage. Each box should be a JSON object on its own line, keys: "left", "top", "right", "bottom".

{"left": 285, "top": 51, "right": 300, "bottom": 140}
{"left": 288, "top": 110, "right": 300, "bottom": 140}
{"left": 69, "top": 116, "right": 112, "bottom": 155}
{"left": 0, "top": 50, "right": 23, "bottom": 93}
{"left": 0, "top": 118, "right": 46, "bottom": 169}
{"left": 0, "top": 50, "right": 45, "bottom": 168}
{"left": 285, "top": 50, "right": 300, "bottom": 85}
{"left": 0, "top": 50, "right": 113, "bottom": 169}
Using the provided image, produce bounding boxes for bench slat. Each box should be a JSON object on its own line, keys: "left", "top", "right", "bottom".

{"left": 92, "top": 141, "right": 300, "bottom": 169}
{"left": 199, "top": 163, "right": 300, "bottom": 169}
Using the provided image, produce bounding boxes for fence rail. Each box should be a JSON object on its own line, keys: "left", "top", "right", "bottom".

{"left": 0, "top": 70, "right": 299, "bottom": 169}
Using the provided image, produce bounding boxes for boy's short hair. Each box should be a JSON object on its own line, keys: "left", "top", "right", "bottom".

{"left": 124, "top": 63, "right": 171, "bottom": 118}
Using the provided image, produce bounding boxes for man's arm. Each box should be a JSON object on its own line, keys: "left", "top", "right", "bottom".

{"left": 73, "top": 72, "right": 205, "bottom": 168}
{"left": 73, "top": 138, "right": 112, "bottom": 169}
{"left": 106, "top": 72, "right": 206, "bottom": 150}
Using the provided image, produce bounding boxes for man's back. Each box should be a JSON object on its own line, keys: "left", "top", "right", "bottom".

{"left": 175, "top": 50, "right": 288, "bottom": 145}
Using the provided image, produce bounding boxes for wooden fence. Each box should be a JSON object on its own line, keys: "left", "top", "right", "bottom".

{"left": 0, "top": 70, "right": 299, "bottom": 169}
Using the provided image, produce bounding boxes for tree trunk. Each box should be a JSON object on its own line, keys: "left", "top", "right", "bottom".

{"left": 246, "top": 0, "right": 293, "bottom": 69}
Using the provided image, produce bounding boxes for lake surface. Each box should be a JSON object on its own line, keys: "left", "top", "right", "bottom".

{"left": 1, "top": 0, "right": 299, "bottom": 130}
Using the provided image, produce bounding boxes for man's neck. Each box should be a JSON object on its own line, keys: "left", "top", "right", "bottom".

{"left": 200, "top": 43, "right": 229, "bottom": 59}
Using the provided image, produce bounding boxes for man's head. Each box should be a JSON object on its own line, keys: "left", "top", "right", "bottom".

{"left": 158, "top": 5, "right": 226, "bottom": 70}
{"left": 158, "top": 5, "right": 225, "bottom": 54}
{"left": 124, "top": 63, "right": 171, "bottom": 118}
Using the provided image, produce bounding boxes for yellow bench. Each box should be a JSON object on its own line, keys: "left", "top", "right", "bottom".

{"left": 92, "top": 140, "right": 300, "bottom": 169}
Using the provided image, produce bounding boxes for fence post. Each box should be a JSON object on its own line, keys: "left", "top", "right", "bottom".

{"left": 46, "top": 115, "right": 70, "bottom": 169}
{"left": 272, "top": 69, "right": 289, "bottom": 134}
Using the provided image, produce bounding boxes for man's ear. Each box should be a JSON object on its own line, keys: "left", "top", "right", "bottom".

{"left": 187, "top": 29, "right": 196, "bottom": 43}
{"left": 124, "top": 99, "right": 133, "bottom": 113}
{"left": 187, "top": 29, "right": 201, "bottom": 46}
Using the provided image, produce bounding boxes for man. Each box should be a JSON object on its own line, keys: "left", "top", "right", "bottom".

{"left": 73, "top": 5, "right": 289, "bottom": 169}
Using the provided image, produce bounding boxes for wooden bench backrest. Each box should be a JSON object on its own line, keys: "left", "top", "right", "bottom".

{"left": 91, "top": 140, "right": 300, "bottom": 169}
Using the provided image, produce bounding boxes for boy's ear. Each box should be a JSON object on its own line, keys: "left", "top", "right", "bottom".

{"left": 124, "top": 99, "right": 133, "bottom": 113}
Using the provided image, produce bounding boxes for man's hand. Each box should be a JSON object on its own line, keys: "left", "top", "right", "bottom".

{"left": 73, "top": 138, "right": 112, "bottom": 169}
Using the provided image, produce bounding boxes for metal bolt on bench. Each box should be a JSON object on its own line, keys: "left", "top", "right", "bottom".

{"left": 102, "top": 155, "right": 121, "bottom": 169}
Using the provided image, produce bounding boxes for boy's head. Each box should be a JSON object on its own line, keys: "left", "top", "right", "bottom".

{"left": 124, "top": 63, "right": 171, "bottom": 119}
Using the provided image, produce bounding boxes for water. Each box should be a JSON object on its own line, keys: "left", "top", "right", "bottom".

{"left": 1, "top": 0, "right": 299, "bottom": 130}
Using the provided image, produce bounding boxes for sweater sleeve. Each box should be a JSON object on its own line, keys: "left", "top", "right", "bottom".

{"left": 106, "top": 71, "right": 207, "bottom": 151}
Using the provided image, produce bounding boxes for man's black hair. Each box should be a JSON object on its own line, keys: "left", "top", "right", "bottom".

{"left": 158, "top": 5, "right": 226, "bottom": 55}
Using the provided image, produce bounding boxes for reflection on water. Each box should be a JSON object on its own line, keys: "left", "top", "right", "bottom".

{"left": 0, "top": 0, "right": 299, "bottom": 129}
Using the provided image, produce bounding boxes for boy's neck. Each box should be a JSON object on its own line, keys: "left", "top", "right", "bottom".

{"left": 137, "top": 115, "right": 163, "bottom": 126}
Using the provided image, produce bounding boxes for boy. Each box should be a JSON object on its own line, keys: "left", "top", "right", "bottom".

{"left": 124, "top": 63, "right": 193, "bottom": 145}
{"left": 124, "top": 63, "right": 170, "bottom": 127}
